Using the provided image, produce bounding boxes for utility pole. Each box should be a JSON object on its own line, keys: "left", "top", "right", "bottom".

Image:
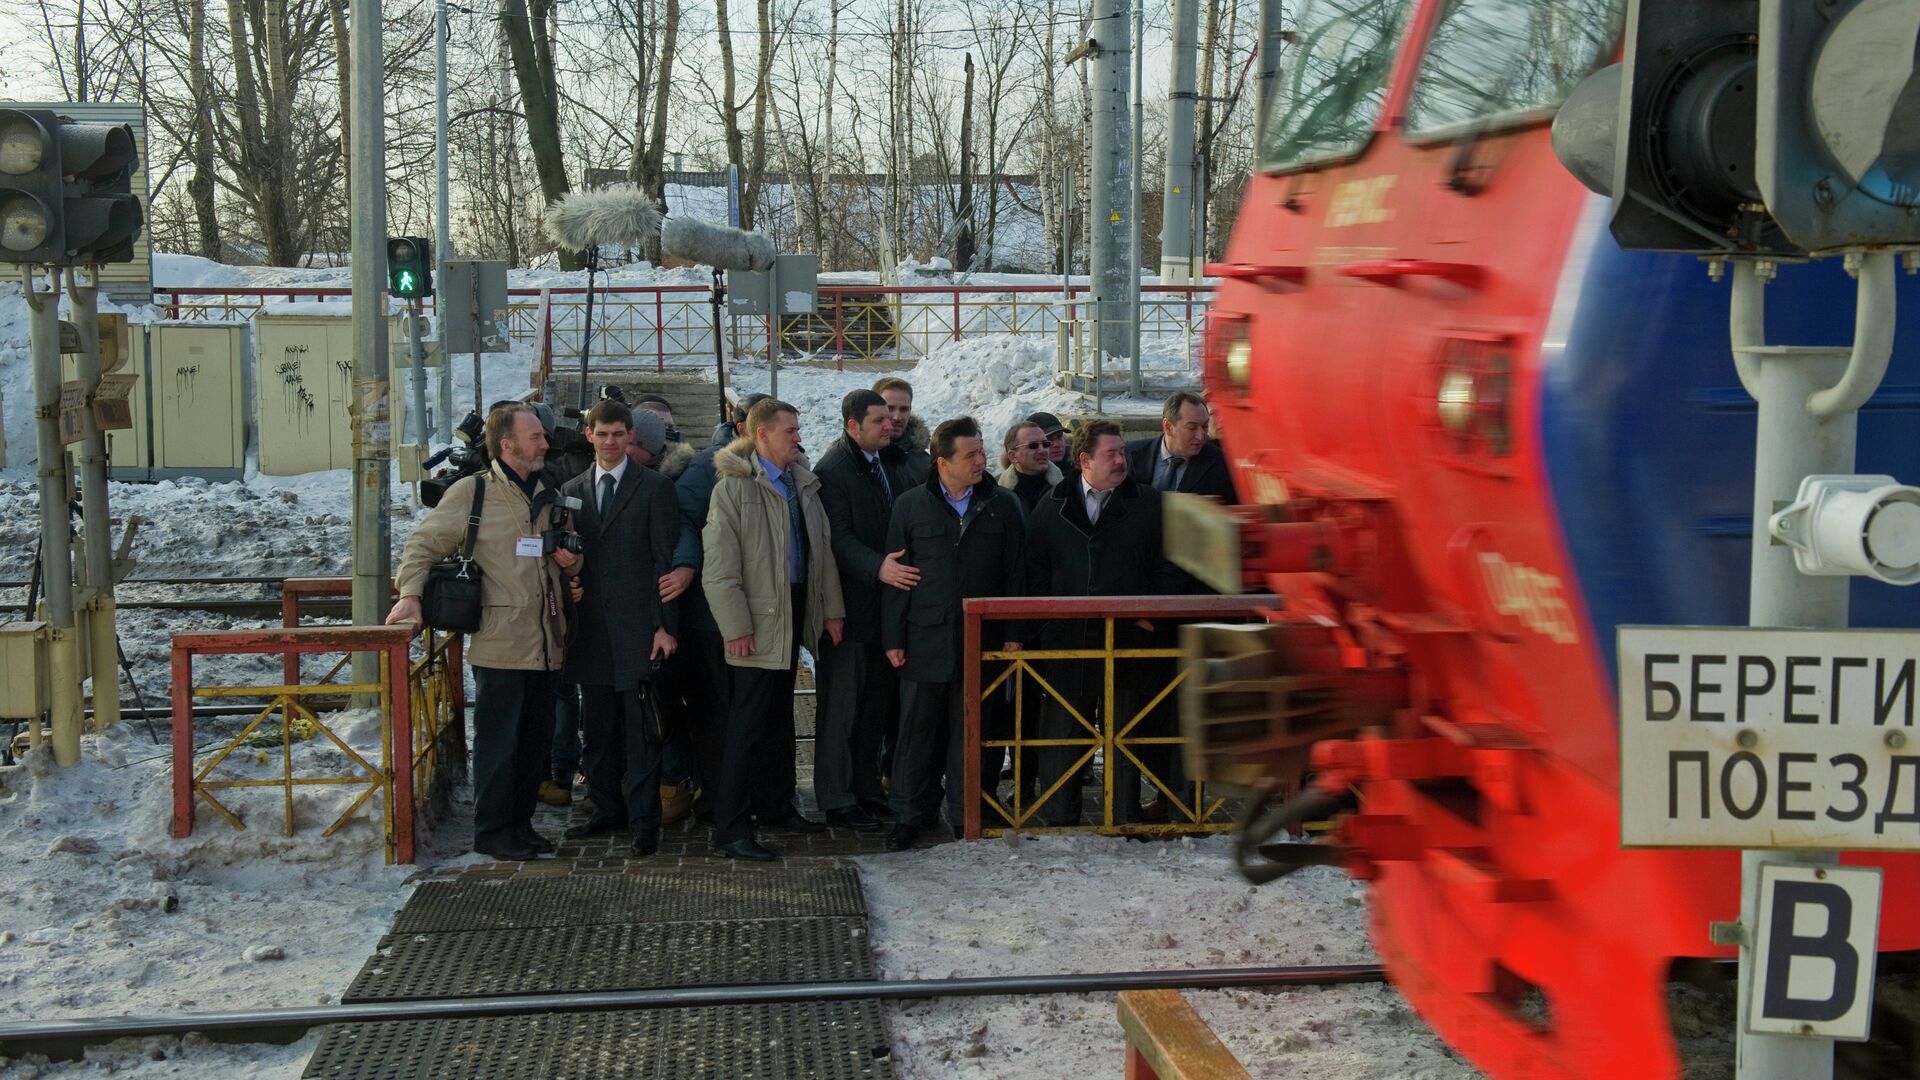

{"left": 1128, "top": 0, "right": 1143, "bottom": 396}
{"left": 1161, "top": 0, "right": 1199, "bottom": 284}
{"left": 351, "top": 0, "right": 393, "bottom": 662}
{"left": 1256, "top": 0, "right": 1282, "bottom": 129}
{"left": 1087, "top": 0, "right": 1133, "bottom": 366}
{"left": 66, "top": 267, "right": 120, "bottom": 733}
{"left": 434, "top": 0, "right": 453, "bottom": 441}
{"left": 24, "top": 269, "right": 82, "bottom": 765}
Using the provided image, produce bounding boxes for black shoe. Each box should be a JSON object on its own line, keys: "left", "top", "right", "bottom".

{"left": 631, "top": 834, "right": 660, "bottom": 857}
{"left": 564, "top": 816, "right": 622, "bottom": 839}
{"left": 766, "top": 812, "right": 827, "bottom": 834}
{"left": 857, "top": 798, "right": 895, "bottom": 822}
{"left": 885, "top": 825, "right": 917, "bottom": 852}
{"left": 712, "top": 838, "right": 778, "bottom": 861}
{"left": 950, "top": 823, "right": 966, "bottom": 841}
{"left": 473, "top": 833, "right": 538, "bottom": 861}
{"left": 824, "top": 807, "right": 882, "bottom": 832}
{"left": 515, "top": 827, "right": 556, "bottom": 854}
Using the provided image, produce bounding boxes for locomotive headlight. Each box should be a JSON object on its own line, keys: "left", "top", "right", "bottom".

{"left": 1225, "top": 338, "right": 1253, "bottom": 389}
{"left": 1436, "top": 368, "right": 1476, "bottom": 433}
{"left": 1202, "top": 310, "right": 1252, "bottom": 393}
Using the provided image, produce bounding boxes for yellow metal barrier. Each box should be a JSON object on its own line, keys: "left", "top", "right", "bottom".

{"left": 962, "top": 595, "right": 1277, "bottom": 838}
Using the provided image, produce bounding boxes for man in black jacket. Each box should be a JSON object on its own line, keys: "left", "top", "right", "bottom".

{"left": 873, "top": 376, "right": 932, "bottom": 486}
{"left": 557, "top": 399, "right": 681, "bottom": 856}
{"left": 1124, "top": 391, "right": 1237, "bottom": 504}
{"left": 1023, "top": 418, "right": 1179, "bottom": 826}
{"left": 812, "top": 389, "right": 918, "bottom": 830}
{"left": 880, "top": 416, "right": 1027, "bottom": 851}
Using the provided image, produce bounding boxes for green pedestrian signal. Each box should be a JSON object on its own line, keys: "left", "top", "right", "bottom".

{"left": 386, "top": 236, "right": 433, "bottom": 298}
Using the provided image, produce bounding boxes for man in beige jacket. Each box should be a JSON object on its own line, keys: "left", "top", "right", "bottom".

{"left": 390, "top": 403, "right": 580, "bottom": 860}
{"left": 701, "top": 398, "right": 845, "bottom": 860}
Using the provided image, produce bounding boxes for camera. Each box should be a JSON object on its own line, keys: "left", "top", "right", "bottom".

{"left": 420, "top": 409, "right": 490, "bottom": 508}
{"left": 542, "top": 494, "right": 585, "bottom": 556}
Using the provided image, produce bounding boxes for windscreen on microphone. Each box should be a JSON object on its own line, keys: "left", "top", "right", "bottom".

{"left": 542, "top": 187, "right": 662, "bottom": 251}
{"left": 661, "top": 215, "right": 776, "bottom": 272}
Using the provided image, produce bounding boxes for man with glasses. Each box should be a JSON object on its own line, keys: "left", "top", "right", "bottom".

{"left": 998, "top": 420, "right": 1061, "bottom": 515}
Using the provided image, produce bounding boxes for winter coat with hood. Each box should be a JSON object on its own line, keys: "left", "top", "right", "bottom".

{"left": 880, "top": 472, "right": 1026, "bottom": 684}
{"left": 700, "top": 438, "right": 847, "bottom": 669}
{"left": 884, "top": 415, "right": 933, "bottom": 488}
{"left": 395, "top": 461, "right": 572, "bottom": 671}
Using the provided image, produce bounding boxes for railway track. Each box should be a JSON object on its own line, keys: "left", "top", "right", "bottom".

{"left": 0, "top": 964, "right": 1387, "bottom": 1061}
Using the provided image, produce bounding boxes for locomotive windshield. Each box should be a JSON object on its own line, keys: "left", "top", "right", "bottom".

{"left": 1258, "top": 0, "right": 1416, "bottom": 172}
{"left": 1405, "top": 0, "right": 1624, "bottom": 137}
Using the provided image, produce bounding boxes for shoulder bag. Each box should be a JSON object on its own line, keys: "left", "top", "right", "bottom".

{"left": 421, "top": 476, "right": 487, "bottom": 633}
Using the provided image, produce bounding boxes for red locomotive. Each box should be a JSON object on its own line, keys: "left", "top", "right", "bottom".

{"left": 1184, "top": 2, "right": 1920, "bottom": 1076}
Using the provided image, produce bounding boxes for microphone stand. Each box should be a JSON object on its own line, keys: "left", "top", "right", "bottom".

{"left": 709, "top": 266, "right": 729, "bottom": 420}
{"left": 577, "top": 246, "right": 600, "bottom": 410}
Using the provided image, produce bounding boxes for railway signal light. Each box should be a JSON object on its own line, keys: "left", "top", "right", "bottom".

{"left": 0, "top": 108, "right": 141, "bottom": 265}
{"left": 1756, "top": 0, "right": 1920, "bottom": 252}
{"left": 387, "top": 236, "right": 433, "bottom": 298}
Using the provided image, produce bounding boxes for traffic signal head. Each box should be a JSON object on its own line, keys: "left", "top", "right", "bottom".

{"left": 0, "top": 108, "right": 143, "bottom": 265}
{"left": 0, "top": 109, "right": 63, "bottom": 263}
{"left": 387, "top": 236, "right": 433, "bottom": 298}
{"left": 1757, "top": 0, "right": 1920, "bottom": 252}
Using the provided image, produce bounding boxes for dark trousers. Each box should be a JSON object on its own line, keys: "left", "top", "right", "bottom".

{"left": 1033, "top": 663, "right": 1146, "bottom": 826}
{"left": 890, "top": 678, "right": 958, "bottom": 827}
{"left": 813, "top": 636, "right": 893, "bottom": 813}
{"left": 548, "top": 683, "right": 581, "bottom": 780}
{"left": 471, "top": 666, "right": 558, "bottom": 843}
{"left": 579, "top": 684, "right": 665, "bottom": 838}
{"left": 711, "top": 589, "right": 802, "bottom": 845}
{"left": 679, "top": 627, "right": 733, "bottom": 797}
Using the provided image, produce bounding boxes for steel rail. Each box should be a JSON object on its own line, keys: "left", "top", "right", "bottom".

{"left": 0, "top": 964, "right": 1385, "bottom": 1060}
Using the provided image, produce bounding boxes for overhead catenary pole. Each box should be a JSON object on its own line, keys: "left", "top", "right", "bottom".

{"left": 1128, "top": 0, "right": 1143, "bottom": 395}
{"left": 24, "top": 268, "right": 81, "bottom": 765}
{"left": 1161, "top": 0, "right": 1199, "bottom": 284}
{"left": 350, "top": 0, "right": 393, "bottom": 664}
{"left": 1255, "top": 0, "right": 1282, "bottom": 131}
{"left": 65, "top": 267, "right": 120, "bottom": 733}
{"left": 1087, "top": 0, "right": 1133, "bottom": 367}
{"left": 434, "top": 0, "right": 452, "bottom": 441}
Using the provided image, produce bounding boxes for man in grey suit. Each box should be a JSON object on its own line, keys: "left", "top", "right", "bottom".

{"left": 558, "top": 398, "right": 681, "bottom": 856}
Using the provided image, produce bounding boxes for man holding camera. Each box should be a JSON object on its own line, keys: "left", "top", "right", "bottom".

{"left": 556, "top": 399, "right": 681, "bottom": 856}
{"left": 391, "top": 403, "right": 580, "bottom": 861}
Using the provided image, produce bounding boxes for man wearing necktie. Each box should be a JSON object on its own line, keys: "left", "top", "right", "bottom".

{"left": 555, "top": 400, "right": 681, "bottom": 856}
{"left": 702, "top": 399, "right": 846, "bottom": 860}
{"left": 1021, "top": 419, "right": 1181, "bottom": 826}
{"left": 813, "top": 390, "right": 919, "bottom": 831}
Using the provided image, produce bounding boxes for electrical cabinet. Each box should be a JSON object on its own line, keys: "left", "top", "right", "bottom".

{"left": 72, "top": 321, "right": 245, "bottom": 482}
{"left": 255, "top": 305, "right": 410, "bottom": 475}
{"left": 0, "top": 622, "right": 49, "bottom": 722}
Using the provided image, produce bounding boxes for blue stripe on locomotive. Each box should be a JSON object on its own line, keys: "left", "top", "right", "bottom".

{"left": 1540, "top": 235, "right": 1920, "bottom": 687}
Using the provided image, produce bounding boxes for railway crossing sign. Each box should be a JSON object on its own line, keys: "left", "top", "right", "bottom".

{"left": 1618, "top": 625, "right": 1920, "bottom": 851}
{"left": 1747, "top": 863, "right": 1882, "bottom": 1041}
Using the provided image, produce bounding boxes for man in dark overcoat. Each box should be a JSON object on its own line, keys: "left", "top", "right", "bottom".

{"left": 1023, "top": 419, "right": 1180, "bottom": 826}
{"left": 880, "top": 416, "right": 1027, "bottom": 850}
{"left": 558, "top": 398, "right": 681, "bottom": 856}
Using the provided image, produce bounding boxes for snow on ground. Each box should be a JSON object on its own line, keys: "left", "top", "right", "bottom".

{"left": 856, "top": 834, "right": 1478, "bottom": 1079}
{"left": 0, "top": 257, "right": 1463, "bottom": 1079}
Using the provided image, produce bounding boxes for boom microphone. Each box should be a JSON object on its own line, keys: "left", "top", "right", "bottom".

{"left": 542, "top": 186, "right": 662, "bottom": 251}
{"left": 661, "top": 215, "right": 776, "bottom": 272}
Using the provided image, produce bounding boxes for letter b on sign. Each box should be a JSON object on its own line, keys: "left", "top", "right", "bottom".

{"left": 1748, "top": 864, "right": 1882, "bottom": 1041}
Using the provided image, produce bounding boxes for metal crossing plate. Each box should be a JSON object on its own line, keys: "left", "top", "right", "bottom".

{"left": 344, "top": 917, "right": 875, "bottom": 1001}
{"left": 303, "top": 1000, "right": 896, "bottom": 1079}
{"left": 391, "top": 866, "right": 867, "bottom": 933}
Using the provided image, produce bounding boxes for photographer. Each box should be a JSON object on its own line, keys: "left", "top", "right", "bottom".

{"left": 390, "top": 403, "right": 581, "bottom": 861}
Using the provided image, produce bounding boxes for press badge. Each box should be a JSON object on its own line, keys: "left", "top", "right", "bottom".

{"left": 516, "top": 537, "right": 543, "bottom": 557}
